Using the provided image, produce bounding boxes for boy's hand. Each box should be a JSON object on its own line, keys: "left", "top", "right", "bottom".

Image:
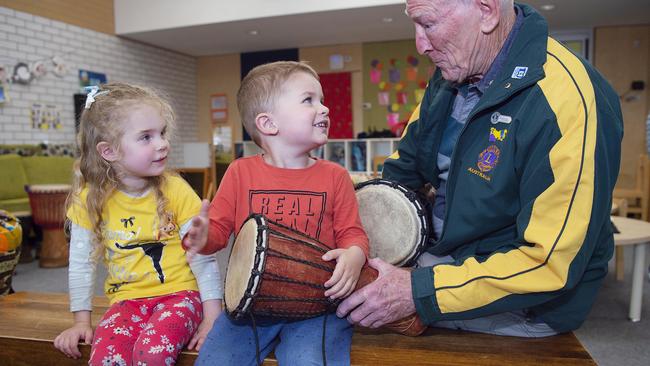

{"left": 322, "top": 246, "right": 367, "bottom": 300}
{"left": 54, "top": 322, "right": 93, "bottom": 359}
{"left": 183, "top": 200, "right": 210, "bottom": 260}
{"left": 187, "top": 299, "right": 222, "bottom": 351}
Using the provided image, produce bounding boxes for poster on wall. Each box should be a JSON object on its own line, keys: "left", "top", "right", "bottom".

{"left": 79, "top": 70, "right": 107, "bottom": 90}
{"left": 210, "top": 94, "right": 228, "bottom": 124}
{"left": 0, "top": 84, "right": 7, "bottom": 104}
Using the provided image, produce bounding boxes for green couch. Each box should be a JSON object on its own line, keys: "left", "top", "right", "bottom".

{"left": 0, "top": 154, "right": 74, "bottom": 213}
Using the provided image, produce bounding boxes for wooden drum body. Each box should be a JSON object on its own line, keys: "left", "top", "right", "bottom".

{"left": 25, "top": 184, "right": 70, "bottom": 268}
{"left": 225, "top": 214, "right": 426, "bottom": 336}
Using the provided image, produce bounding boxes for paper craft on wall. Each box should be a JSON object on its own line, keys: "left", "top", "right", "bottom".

{"left": 79, "top": 70, "right": 107, "bottom": 89}
{"left": 378, "top": 91, "right": 389, "bottom": 106}
{"left": 397, "top": 92, "right": 408, "bottom": 105}
{"left": 0, "top": 84, "right": 7, "bottom": 104}
{"left": 210, "top": 94, "right": 228, "bottom": 124}
{"left": 30, "top": 104, "right": 62, "bottom": 130}
{"left": 370, "top": 59, "right": 382, "bottom": 84}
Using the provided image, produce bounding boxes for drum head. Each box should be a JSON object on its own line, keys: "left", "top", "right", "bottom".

{"left": 224, "top": 217, "right": 265, "bottom": 314}
{"left": 27, "top": 184, "right": 71, "bottom": 193}
{"left": 356, "top": 182, "right": 423, "bottom": 266}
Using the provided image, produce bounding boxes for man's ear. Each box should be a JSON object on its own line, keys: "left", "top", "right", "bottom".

{"left": 96, "top": 141, "right": 119, "bottom": 162}
{"left": 478, "top": 0, "right": 500, "bottom": 34}
{"left": 255, "top": 113, "right": 278, "bottom": 136}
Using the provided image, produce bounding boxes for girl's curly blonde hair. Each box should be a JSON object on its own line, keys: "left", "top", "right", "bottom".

{"left": 67, "top": 82, "right": 176, "bottom": 259}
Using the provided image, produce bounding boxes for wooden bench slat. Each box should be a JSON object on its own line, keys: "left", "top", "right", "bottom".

{"left": 0, "top": 292, "right": 595, "bottom": 366}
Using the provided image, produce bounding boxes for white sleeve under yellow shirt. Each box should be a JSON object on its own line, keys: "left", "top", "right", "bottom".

{"left": 67, "top": 175, "right": 220, "bottom": 305}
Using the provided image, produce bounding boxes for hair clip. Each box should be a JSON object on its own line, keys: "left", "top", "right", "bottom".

{"left": 84, "top": 85, "right": 109, "bottom": 109}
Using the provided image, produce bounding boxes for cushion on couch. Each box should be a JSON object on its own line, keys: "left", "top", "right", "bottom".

{"left": 22, "top": 156, "right": 74, "bottom": 185}
{"left": 0, "top": 155, "right": 29, "bottom": 202}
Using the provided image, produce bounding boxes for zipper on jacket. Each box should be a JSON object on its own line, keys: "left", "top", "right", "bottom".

{"left": 436, "top": 77, "right": 541, "bottom": 245}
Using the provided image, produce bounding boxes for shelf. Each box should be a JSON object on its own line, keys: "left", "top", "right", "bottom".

{"left": 233, "top": 138, "right": 400, "bottom": 175}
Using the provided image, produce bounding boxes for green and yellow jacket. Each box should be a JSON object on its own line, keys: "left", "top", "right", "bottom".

{"left": 384, "top": 4, "right": 623, "bottom": 332}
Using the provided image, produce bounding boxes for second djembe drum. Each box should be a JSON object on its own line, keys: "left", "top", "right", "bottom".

{"left": 26, "top": 184, "right": 71, "bottom": 268}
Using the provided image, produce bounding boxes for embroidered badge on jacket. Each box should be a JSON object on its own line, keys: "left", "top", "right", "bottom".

{"left": 489, "top": 127, "right": 508, "bottom": 142}
{"left": 477, "top": 145, "right": 501, "bottom": 173}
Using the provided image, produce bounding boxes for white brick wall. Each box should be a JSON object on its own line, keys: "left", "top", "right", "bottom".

{"left": 0, "top": 7, "right": 198, "bottom": 167}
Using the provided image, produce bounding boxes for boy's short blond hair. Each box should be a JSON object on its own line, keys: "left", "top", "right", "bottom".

{"left": 237, "top": 61, "right": 319, "bottom": 146}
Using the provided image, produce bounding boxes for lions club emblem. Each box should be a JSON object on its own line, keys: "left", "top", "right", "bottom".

{"left": 477, "top": 145, "right": 500, "bottom": 172}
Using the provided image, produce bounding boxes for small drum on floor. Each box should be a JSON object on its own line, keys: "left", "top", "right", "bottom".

{"left": 25, "top": 184, "right": 71, "bottom": 268}
{"left": 355, "top": 179, "right": 430, "bottom": 267}
{"left": 224, "top": 214, "right": 426, "bottom": 336}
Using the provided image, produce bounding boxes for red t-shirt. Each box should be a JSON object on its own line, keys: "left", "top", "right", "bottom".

{"left": 204, "top": 155, "right": 369, "bottom": 255}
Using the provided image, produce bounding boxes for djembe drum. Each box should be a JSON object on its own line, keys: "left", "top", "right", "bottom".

{"left": 0, "top": 210, "right": 22, "bottom": 295}
{"left": 355, "top": 179, "right": 430, "bottom": 267}
{"left": 224, "top": 214, "right": 426, "bottom": 336}
{"left": 25, "top": 184, "right": 71, "bottom": 268}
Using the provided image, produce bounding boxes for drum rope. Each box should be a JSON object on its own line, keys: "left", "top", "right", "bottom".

{"left": 249, "top": 312, "right": 262, "bottom": 366}
{"left": 255, "top": 294, "right": 331, "bottom": 304}
{"left": 262, "top": 272, "right": 327, "bottom": 290}
{"left": 267, "top": 230, "right": 329, "bottom": 254}
{"left": 321, "top": 312, "right": 328, "bottom": 366}
{"left": 266, "top": 248, "right": 333, "bottom": 273}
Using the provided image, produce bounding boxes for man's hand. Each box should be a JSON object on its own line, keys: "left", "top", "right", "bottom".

{"left": 323, "top": 246, "right": 366, "bottom": 300}
{"left": 183, "top": 200, "right": 210, "bottom": 260}
{"left": 336, "top": 257, "right": 416, "bottom": 328}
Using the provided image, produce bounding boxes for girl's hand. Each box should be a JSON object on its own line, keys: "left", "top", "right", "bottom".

{"left": 187, "top": 299, "right": 222, "bottom": 351}
{"left": 323, "top": 245, "right": 367, "bottom": 300}
{"left": 54, "top": 322, "right": 94, "bottom": 359}
{"left": 183, "top": 200, "right": 210, "bottom": 261}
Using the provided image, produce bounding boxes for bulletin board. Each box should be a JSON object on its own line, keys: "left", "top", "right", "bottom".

{"left": 210, "top": 93, "right": 228, "bottom": 124}
{"left": 319, "top": 72, "right": 352, "bottom": 139}
{"left": 362, "top": 40, "right": 435, "bottom": 135}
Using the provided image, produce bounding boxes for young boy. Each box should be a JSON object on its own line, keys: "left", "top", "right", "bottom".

{"left": 189, "top": 61, "right": 369, "bottom": 365}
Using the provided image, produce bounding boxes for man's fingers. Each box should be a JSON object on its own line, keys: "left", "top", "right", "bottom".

{"left": 358, "top": 307, "right": 388, "bottom": 328}
{"left": 368, "top": 257, "right": 391, "bottom": 273}
{"left": 336, "top": 286, "right": 367, "bottom": 317}
{"left": 347, "top": 301, "right": 375, "bottom": 324}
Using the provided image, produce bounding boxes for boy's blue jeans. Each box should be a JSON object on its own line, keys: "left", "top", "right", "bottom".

{"left": 196, "top": 312, "right": 353, "bottom": 366}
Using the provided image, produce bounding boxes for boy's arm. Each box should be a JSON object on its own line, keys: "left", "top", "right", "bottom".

{"left": 203, "top": 165, "right": 240, "bottom": 254}
{"left": 180, "top": 212, "right": 224, "bottom": 301}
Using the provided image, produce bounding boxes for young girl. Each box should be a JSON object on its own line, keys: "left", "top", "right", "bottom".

{"left": 54, "top": 83, "right": 222, "bottom": 365}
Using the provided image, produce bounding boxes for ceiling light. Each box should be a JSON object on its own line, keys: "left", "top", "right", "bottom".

{"left": 540, "top": 4, "right": 555, "bottom": 11}
{"left": 382, "top": 17, "right": 393, "bottom": 23}
{"left": 248, "top": 30, "right": 259, "bottom": 36}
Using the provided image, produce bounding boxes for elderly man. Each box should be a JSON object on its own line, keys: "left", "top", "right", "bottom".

{"left": 338, "top": 0, "right": 622, "bottom": 336}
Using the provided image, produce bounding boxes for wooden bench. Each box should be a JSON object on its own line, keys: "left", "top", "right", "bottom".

{"left": 0, "top": 292, "right": 595, "bottom": 365}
